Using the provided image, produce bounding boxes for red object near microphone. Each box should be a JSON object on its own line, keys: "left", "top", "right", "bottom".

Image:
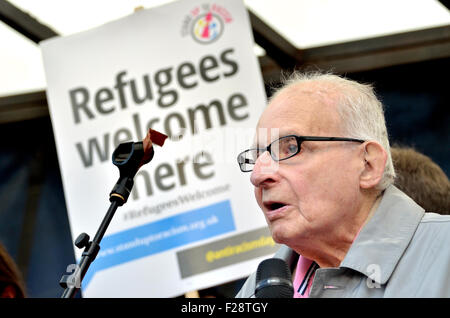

{"left": 140, "top": 129, "right": 168, "bottom": 168}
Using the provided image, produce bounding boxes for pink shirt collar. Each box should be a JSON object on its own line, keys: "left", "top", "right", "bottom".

{"left": 293, "top": 221, "right": 371, "bottom": 298}
{"left": 293, "top": 256, "right": 318, "bottom": 298}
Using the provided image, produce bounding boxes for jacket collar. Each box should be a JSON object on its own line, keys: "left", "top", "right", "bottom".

{"left": 340, "top": 185, "right": 424, "bottom": 284}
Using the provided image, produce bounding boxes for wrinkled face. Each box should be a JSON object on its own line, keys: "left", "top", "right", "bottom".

{"left": 251, "top": 84, "right": 365, "bottom": 249}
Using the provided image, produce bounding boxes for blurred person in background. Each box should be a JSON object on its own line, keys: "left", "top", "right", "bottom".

{"left": 391, "top": 146, "right": 449, "bottom": 215}
{"left": 0, "top": 243, "right": 26, "bottom": 298}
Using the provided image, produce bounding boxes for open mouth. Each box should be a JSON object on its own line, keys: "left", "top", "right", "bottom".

{"left": 264, "top": 202, "right": 287, "bottom": 211}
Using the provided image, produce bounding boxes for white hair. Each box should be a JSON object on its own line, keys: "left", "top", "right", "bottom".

{"left": 272, "top": 71, "right": 396, "bottom": 190}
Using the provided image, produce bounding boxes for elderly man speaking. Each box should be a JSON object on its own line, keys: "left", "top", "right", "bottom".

{"left": 235, "top": 72, "right": 450, "bottom": 298}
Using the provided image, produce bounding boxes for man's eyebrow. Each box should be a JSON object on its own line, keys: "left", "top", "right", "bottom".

{"left": 252, "top": 131, "right": 300, "bottom": 148}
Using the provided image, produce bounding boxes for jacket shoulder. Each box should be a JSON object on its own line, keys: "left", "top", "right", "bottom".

{"left": 414, "top": 212, "right": 450, "bottom": 245}
{"left": 420, "top": 212, "right": 450, "bottom": 223}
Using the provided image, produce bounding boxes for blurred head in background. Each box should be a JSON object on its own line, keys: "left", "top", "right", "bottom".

{"left": 391, "top": 146, "right": 450, "bottom": 215}
{"left": 0, "top": 243, "right": 26, "bottom": 298}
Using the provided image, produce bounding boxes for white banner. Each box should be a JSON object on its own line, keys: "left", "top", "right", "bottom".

{"left": 41, "top": 0, "right": 273, "bottom": 297}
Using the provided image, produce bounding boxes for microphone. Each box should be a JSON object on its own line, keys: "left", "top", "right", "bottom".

{"left": 255, "top": 258, "right": 294, "bottom": 298}
{"left": 112, "top": 128, "right": 168, "bottom": 171}
{"left": 110, "top": 129, "right": 167, "bottom": 204}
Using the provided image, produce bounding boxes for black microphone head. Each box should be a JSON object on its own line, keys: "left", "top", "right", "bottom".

{"left": 255, "top": 258, "right": 293, "bottom": 298}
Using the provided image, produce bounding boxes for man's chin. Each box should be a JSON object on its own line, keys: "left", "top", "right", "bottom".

{"left": 269, "top": 223, "right": 291, "bottom": 245}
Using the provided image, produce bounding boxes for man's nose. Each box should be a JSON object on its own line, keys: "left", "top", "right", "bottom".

{"left": 250, "top": 151, "right": 280, "bottom": 187}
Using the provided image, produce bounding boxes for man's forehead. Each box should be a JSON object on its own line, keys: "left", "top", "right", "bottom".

{"left": 269, "top": 80, "right": 338, "bottom": 105}
{"left": 254, "top": 128, "right": 298, "bottom": 139}
{"left": 254, "top": 84, "right": 344, "bottom": 145}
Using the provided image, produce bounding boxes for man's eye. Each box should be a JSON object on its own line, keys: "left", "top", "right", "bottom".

{"left": 288, "top": 144, "right": 297, "bottom": 153}
{"left": 282, "top": 142, "right": 297, "bottom": 153}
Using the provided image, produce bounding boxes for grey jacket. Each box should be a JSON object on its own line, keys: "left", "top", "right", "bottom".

{"left": 236, "top": 185, "right": 450, "bottom": 297}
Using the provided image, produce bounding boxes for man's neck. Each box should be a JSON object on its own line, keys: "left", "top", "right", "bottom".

{"left": 362, "top": 192, "right": 382, "bottom": 228}
{"left": 294, "top": 190, "right": 383, "bottom": 269}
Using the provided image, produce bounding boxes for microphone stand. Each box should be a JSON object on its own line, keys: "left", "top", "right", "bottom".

{"left": 59, "top": 141, "right": 153, "bottom": 298}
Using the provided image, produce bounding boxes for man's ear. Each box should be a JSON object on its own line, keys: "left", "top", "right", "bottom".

{"left": 360, "top": 141, "right": 387, "bottom": 189}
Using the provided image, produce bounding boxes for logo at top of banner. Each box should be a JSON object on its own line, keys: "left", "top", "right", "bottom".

{"left": 181, "top": 3, "right": 233, "bottom": 44}
{"left": 192, "top": 12, "right": 223, "bottom": 44}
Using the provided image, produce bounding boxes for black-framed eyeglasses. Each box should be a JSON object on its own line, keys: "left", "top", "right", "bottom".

{"left": 237, "top": 135, "right": 365, "bottom": 172}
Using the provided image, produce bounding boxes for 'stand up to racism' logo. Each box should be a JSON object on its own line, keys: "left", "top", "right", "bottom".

{"left": 192, "top": 12, "right": 223, "bottom": 43}
{"left": 181, "top": 3, "right": 233, "bottom": 44}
